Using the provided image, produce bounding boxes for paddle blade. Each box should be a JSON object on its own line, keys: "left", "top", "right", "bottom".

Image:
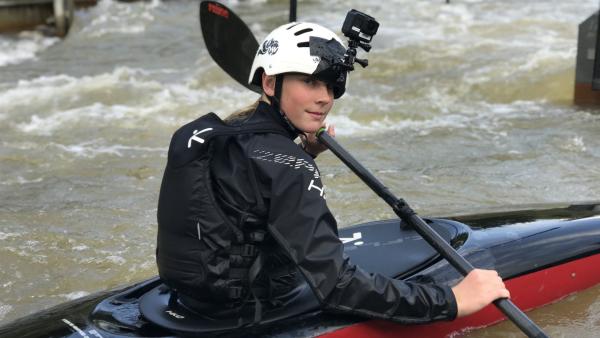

{"left": 200, "top": 1, "right": 261, "bottom": 93}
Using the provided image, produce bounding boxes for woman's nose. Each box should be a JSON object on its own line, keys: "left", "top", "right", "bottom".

{"left": 315, "top": 82, "right": 333, "bottom": 104}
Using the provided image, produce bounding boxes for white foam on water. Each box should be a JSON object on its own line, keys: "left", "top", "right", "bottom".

{"left": 0, "top": 32, "right": 59, "bottom": 67}
{"left": 61, "top": 291, "right": 90, "bottom": 301}
{"left": 0, "top": 232, "right": 21, "bottom": 240}
{"left": 14, "top": 103, "right": 124, "bottom": 136}
{"left": 0, "top": 304, "right": 13, "bottom": 322}
{"left": 3, "top": 67, "right": 183, "bottom": 134}
{"left": 3, "top": 63, "right": 557, "bottom": 140}
{"left": 560, "top": 136, "right": 587, "bottom": 153}
{"left": 0, "top": 176, "right": 44, "bottom": 186}
{"left": 3, "top": 65, "right": 262, "bottom": 137}
{"left": 327, "top": 115, "right": 369, "bottom": 136}
{"left": 72, "top": 245, "right": 89, "bottom": 251}
{"left": 329, "top": 96, "right": 554, "bottom": 137}
{"left": 1, "top": 67, "right": 159, "bottom": 112}
{"left": 226, "top": 0, "right": 267, "bottom": 6}
{"left": 329, "top": 112, "right": 473, "bottom": 137}
{"left": 343, "top": 92, "right": 402, "bottom": 112}
{"left": 127, "top": 260, "right": 154, "bottom": 273}
{"left": 76, "top": 0, "right": 161, "bottom": 38}
{"left": 78, "top": 254, "right": 126, "bottom": 266}
{"left": 51, "top": 141, "right": 166, "bottom": 158}
{"left": 52, "top": 140, "right": 123, "bottom": 157}
{"left": 479, "top": 100, "right": 545, "bottom": 118}
{"left": 374, "top": 0, "right": 594, "bottom": 68}
{"left": 106, "top": 255, "right": 126, "bottom": 265}
{"left": 517, "top": 43, "right": 576, "bottom": 73}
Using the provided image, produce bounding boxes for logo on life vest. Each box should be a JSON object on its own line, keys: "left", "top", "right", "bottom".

{"left": 251, "top": 150, "right": 321, "bottom": 179}
{"left": 187, "top": 128, "right": 213, "bottom": 148}
{"left": 307, "top": 179, "right": 325, "bottom": 198}
{"left": 258, "top": 38, "right": 279, "bottom": 55}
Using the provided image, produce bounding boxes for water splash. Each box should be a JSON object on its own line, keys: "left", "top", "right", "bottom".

{"left": 0, "top": 32, "right": 59, "bottom": 67}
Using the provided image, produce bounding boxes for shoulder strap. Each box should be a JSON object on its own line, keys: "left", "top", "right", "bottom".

{"left": 168, "top": 113, "right": 288, "bottom": 168}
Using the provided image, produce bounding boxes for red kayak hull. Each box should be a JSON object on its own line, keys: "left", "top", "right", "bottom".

{"left": 321, "top": 253, "right": 600, "bottom": 337}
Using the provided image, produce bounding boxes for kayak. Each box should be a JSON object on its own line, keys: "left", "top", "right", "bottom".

{"left": 1, "top": 202, "right": 600, "bottom": 338}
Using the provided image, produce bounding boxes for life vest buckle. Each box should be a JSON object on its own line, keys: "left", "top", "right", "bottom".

{"left": 242, "top": 244, "right": 257, "bottom": 257}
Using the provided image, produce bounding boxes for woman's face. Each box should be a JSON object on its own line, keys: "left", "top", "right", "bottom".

{"left": 263, "top": 73, "right": 334, "bottom": 134}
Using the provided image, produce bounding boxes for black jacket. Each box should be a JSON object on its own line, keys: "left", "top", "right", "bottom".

{"left": 158, "top": 101, "right": 457, "bottom": 324}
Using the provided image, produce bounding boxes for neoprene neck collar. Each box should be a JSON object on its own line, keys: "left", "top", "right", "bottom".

{"left": 265, "top": 74, "right": 305, "bottom": 138}
{"left": 255, "top": 101, "right": 299, "bottom": 140}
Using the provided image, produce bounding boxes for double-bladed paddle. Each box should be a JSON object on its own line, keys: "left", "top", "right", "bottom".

{"left": 315, "top": 130, "right": 548, "bottom": 338}
{"left": 197, "top": 1, "right": 548, "bottom": 337}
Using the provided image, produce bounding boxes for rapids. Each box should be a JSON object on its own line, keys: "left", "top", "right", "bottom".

{"left": 1, "top": 0, "right": 600, "bottom": 336}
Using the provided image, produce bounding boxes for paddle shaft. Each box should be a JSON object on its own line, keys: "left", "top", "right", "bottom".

{"left": 317, "top": 131, "right": 548, "bottom": 338}
{"left": 289, "top": 0, "right": 297, "bottom": 22}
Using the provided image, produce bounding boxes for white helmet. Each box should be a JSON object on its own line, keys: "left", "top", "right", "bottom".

{"left": 248, "top": 22, "right": 348, "bottom": 99}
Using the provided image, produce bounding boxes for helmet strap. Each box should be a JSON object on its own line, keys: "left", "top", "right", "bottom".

{"left": 274, "top": 74, "right": 284, "bottom": 103}
{"left": 268, "top": 74, "right": 304, "bottom": 136}
{"left": 267, "top": 74, "right": 284, "bottom": 112}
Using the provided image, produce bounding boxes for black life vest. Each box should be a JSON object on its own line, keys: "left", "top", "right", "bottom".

{"left": 156, "top": 112, "right": 287, "bottom": 306}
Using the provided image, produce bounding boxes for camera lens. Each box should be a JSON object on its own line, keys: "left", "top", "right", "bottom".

{"left": 367, "top": 21, "right": 379, "bottom": 34}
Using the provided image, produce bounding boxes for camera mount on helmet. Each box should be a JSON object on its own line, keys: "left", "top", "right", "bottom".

{"left": 340, "top": 9, "right": 379, "bottom": 71}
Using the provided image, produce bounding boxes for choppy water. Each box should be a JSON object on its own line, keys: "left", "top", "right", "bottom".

{"left": 1, "top": 0, "right": 600, "bottom": 336}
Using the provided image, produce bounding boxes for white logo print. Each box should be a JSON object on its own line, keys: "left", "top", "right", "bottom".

{"left": 187, "top": 128, "right": 213, "bottom": 148}
{"left": 251, "top": 150, "right": 321, "bottom": 179}
{"left": 340, "top": 232, "right": 364, "bottom": 246}
{"left": 257, "top": 38, "right": 279, "bottom": 55}
{"left": 307, "top": 179, "right": 325, "bottom": 198}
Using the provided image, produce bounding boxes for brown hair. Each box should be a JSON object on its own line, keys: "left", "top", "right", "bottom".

{"left": 223, "top": 95, "right": 270, "bottom": 124}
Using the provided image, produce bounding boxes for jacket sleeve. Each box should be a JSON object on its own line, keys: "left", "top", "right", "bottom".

{"left": 249, "top": 136, "right": 457, "bottom": 324}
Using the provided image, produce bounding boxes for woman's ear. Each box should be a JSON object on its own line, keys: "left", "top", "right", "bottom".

{"left": 262, "top": 73, "right": 276, "bottom": 97}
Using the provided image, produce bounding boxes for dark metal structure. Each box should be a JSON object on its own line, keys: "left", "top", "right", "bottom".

{"left": 574, "top": 11, "right": 600, "bottom": 105}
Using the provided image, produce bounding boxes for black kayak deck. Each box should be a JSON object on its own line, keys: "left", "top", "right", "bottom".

{"left": 341, "top": 218, "right": 466, "bottom": 278}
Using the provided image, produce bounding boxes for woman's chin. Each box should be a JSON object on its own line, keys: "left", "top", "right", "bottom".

{"left": 303, "top": 121, "right": 326, "bottom": 134}
{"left": 302, "top": 126, "right": 321, "bottom": 134}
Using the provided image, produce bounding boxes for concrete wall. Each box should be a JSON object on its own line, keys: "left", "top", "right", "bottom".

{"left": 0, "top": 0, "right": 150, "bottom": 37}
{"left": 0, "top": 2, "right": 54, "bottom": 33}
{"left": 0, "top": 0, "right": 78, "bottom": 37}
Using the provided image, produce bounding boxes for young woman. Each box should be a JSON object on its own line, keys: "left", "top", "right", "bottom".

{"left": 156, "top": 21, "right": 509, "bottom": 325}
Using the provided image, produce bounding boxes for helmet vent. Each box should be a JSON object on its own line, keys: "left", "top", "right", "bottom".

{"left": 286, "top": 23, "right": 301, "bottom": 30}
{"left": 297, "top": 42, "right": 309, "bottom": 48}
{"left": 294, "top": 28, "right": 313, "bottom": 36}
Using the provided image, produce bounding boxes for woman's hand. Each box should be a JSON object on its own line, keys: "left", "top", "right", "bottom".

{"left": 300, "top": 124, "right": 335, "bottom": 158}
{"left": 451, "top": 269, "right": 511, "bottom": 318}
